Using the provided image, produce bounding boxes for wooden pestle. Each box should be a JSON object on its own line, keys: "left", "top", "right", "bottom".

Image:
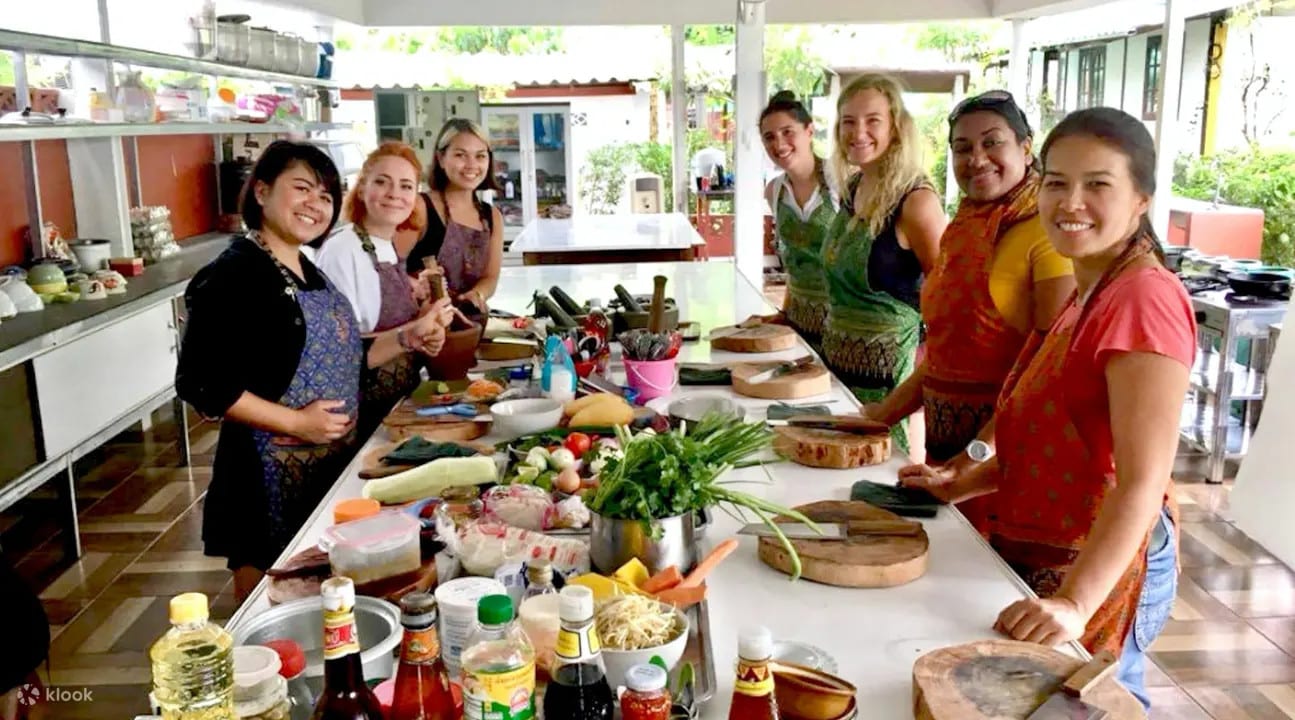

{"left": 649, "top": 275, "right": 667, "bottom": 334}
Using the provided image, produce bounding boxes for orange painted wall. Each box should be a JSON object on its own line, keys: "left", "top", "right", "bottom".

{"left": 137, "top": 135, "right": 217, "bottom": 241}
{"left": 0, "top": 140, "right": 75, "bottom": 267}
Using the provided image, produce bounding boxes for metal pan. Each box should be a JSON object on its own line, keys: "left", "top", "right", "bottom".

{"left": 1227, "top": 271, "right": 1292, "bottom": 299}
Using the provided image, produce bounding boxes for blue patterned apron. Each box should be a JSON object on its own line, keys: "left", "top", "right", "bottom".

{"left": 251, "top": 281, "right": 362, "bottom": 549}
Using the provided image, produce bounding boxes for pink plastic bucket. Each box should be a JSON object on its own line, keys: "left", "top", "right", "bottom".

{"left": 623, "top": 357, "right": 678, "bottom": 402}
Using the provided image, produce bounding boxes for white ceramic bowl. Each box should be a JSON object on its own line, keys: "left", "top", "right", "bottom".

{"left": 598, "top": 602, "right": 690, "bottom": 691}
{"left": 489, "top": 398, "right": 564, "bottom": 439}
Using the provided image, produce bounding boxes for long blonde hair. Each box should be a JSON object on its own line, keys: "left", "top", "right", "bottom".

{"left": 833, "top": 74, "right": 928, "bottom": 237}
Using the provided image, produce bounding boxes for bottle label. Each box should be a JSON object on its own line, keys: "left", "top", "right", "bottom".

{"left": 322, "top": 609, "right": 360, "bottom": 660}
{"left": 554, "top": 624, "right": 601, "bottom": 663}
{"left": 734, "top": 660, "right": 774, "bottom": 697}
{"left": 463, "top": 662, "right": 536, "bottom": 720}
{"left": 401, "top": 625, "right": 441, "bottom": 664}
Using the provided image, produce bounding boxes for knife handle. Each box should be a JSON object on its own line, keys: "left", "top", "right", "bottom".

{"left": 1062, "top": 650, "right": 1119, "bottom": 697}
{"left": 844, "top": 520, "right": 924, "bottom": 536}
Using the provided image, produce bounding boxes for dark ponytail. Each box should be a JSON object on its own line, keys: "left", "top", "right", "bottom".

{"left": 1041, "top": 107, "right": 1163, "bottom": 263}
{"left": 761, "top": 90, "right": 813, "bottom": 126}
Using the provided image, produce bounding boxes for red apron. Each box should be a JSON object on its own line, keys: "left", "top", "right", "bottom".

{"left": 991, "top": 241, "right": 1179, "bottom": 656}
{"left": 920, "top": 175, "right": 1038, "bottom": 535}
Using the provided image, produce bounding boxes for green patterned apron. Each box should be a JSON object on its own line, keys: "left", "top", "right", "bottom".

{"left": 774, "top": 178, "right": 836, "bottom": 355}
{"left": 820, "top": 207, "right": 922, "bottom": 454}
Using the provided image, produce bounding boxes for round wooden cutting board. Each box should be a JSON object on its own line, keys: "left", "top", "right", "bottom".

{"left": 773, "top": 426, "right": 891, "bottom": 468}
{"left": 912, "top": 640, "right": 1145, "bottom": 719}
{"left": 710, "top": 324, "right": 799, "bottom": 353}
{"left": 382, "top": 421, "right": 491, "bottom": 444}
{"left": 732, "top": 363, "right": 832, "bottom": 399}
{"left": 758, "top": 500, "right": 928, "bottom": 587}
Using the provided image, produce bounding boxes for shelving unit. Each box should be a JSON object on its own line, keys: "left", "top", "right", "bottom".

{"left": 0, "top": 121, "right": 352, "bottom": 142}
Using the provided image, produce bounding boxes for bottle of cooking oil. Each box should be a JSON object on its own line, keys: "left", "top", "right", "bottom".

{"left": 149, "top": 592, "right": 236, "bottom": 720}
{"left": 461, "top": 594, "right": 536, "bottom": 720}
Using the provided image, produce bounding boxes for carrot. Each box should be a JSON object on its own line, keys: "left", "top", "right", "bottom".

{"left": 679, "top": 538, "right": 739, "bottom": 588}
{"left": 654, "top": 584, "right": 706, "bottom": 609}
{"left": 641, "top": 566, "right": 683, "bottom": 594}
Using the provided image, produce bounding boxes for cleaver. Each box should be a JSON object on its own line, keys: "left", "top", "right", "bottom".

{"left": 1025, "top": 650, "right": 1119, "bottom": 720}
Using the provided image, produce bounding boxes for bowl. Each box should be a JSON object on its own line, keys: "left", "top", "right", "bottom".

{"left": 667, "top": 395, "right": 741, "bottom": 430}
{"left": 26, "top": 262, "right": 67, "bottom": 294}
{"left": 228, "top": 594, "right": 402, "bottom": 681}
{"left": 69, "top": 239, "right": 112, "bottom": 271}
{"left": 427, "top": 319, "right": 483, "bottom": 381}
{"left": 489, "top": 398, "right": 563, "bottom": 439}
{"left": 598, "top": 599, "right": 690, "bottom": 691}
{"left": 771, "top": 661, "right": 857, "bottom": 720}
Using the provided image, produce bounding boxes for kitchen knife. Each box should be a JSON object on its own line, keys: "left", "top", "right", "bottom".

{"left": 1024, "top": 650, "right": 1118, "bottom": 720}
{"left": 745, "top": 356, "right": 816, "bottom": 384}
{"left": 707, "top": 317, "right": 764, "bottom": 340}
{"left": 768, "top": 415, "right": 892, "bottom": 435}
{"left": 737, "top": 520, "right": 924, "bottom": 540}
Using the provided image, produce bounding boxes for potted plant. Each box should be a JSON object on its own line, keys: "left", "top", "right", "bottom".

{"left": 584, "top": 412, "right": 815, "bottom": 579}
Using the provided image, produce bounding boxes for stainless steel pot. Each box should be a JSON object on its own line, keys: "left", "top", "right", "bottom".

{"left": 216, "top": 21, "right": 250, "bottom": 66}
{"left": 229, "top": 595, "right": 402, "bottom": 681}
{"left": 274, "top": 33, "right": 300, "bottom": 74}
{"left": 297, "top": 37, "right": 320, "bottom": 78}
{"left": 247, "top": 27, "right": 276, "bottom": 70}
{"left": 589, "top": 511, "right": 698, "bottom": 575}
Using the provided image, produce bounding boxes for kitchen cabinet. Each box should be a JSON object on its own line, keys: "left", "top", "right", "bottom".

{"left": 32, "top": 302, "right": 178, "bottom": 459}
{"left": 374, "top": 89, "right": 481, "bottom": 171}
{"left": 481, "top": 105, "right": 574, "bottom": 243}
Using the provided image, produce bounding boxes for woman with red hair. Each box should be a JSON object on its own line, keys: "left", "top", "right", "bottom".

{"left": 316, "top": 141, "right": 453, "bottom": 438}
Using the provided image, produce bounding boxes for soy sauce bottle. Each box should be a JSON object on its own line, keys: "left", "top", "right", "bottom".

{"left": 542, "top": 586, "right": 614, "bottom": 720}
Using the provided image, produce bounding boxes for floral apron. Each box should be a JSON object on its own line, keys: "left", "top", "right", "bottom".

{"left": 250, "top": 273, "right": 362, "bottom": 551}
{"left": 920, "top": 175, "right": 1038, "bottom": 534}
{"left": 356, "top": 226, "right": 423, "bottom": 439}
{"left": 991, "top": 238, "right": 1180, "bottom": 656}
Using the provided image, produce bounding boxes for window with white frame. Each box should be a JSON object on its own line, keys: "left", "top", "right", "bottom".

{"left": 1077, "top": 46, "right": 1106, "bottom": 109}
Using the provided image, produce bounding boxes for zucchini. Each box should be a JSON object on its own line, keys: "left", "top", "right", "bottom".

{"left": 550, "top": 286, "right": 585, "bottom": 317}
{"left": 361, "top": 455, "right": 497, "bottom": 504}
{"left": 614, "top": 284, "right": 644, "bottom": 313}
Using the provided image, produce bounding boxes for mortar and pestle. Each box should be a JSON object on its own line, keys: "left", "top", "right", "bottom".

{"left": 609, "top": 282, "right": 679, "bottom": 334}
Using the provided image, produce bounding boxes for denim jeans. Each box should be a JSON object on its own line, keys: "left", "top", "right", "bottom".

{"left": 1117, "top": 507, "right": 1177, "bottom": 711}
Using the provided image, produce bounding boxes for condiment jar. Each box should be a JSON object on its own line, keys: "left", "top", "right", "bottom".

{"left": 621, "top": 663, "right": 672, "bottom": 720}
{"left": 232, "top": 646, "right": 291, "bottom": 720}
{"left": 261, "top": 639, "right": 312, "bottom": 720}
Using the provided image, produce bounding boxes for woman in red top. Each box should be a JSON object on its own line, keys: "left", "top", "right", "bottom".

{"left": 900, "top": 107, "right": 1194, "bottom": 711}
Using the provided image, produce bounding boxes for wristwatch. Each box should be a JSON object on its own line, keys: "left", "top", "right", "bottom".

{"left": 966, "top": 439, "right": 995, "bottom": 463}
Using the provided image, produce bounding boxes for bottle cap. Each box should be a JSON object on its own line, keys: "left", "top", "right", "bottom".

{"left": 260, "top": 639, "right": 306, "bottom": 679}
{"left": 320, "top": 576, "right": 356, "bottom": 612}
{"left": 557, "top": 585, "right": 594, "bottom": 623}
{"left": 400, "top": 592, "right": 438, "bottom": 627}
{"left": 624, "top": 663, "right": 669, "bottom": 693}
{"left": 738, "top": 625, "right": 774, "bottom": 661}
{"left": 168, "top": 592, "right": 209, "bottom": 625}
{"left": 526, "top": 558, "right": 554, "bottom": 586}
{"left": 333, "top": 498, "right": 380, "bottom": 524}
{"left": 478, "top": 594, "right": 514, "bottom": 625}
{"left": 233, "top": 645, "right": 282, "bottom": 689}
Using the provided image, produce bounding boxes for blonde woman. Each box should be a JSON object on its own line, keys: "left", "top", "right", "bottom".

{"left": 821, "top": 74, "right": 947, "bottom": 454}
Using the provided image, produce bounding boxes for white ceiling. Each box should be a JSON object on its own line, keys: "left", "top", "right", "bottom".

{"left": 266, "top": 0, "right": 1127, "bottom": 28}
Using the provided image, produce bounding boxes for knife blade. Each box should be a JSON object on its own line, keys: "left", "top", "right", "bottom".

{"left": 774, "top": 414, "right": 891, "bottom": 435}
{"left": 746, "top": 356, "right": 816, "bottom": 384}
{"left": 1024, "top": 650, "right": 1118, "bottom": 720}
{"left": 737, "top": 520, "right": 924, "bottom": 540}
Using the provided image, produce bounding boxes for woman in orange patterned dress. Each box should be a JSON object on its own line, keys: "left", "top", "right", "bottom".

{"left": 900, "top": 107, "right": 1193, "bottom": 711}
{"left": 864, "top": 92, "right": 1074, "bottom": 535}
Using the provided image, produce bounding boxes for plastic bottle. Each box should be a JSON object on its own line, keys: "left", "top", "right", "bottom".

{"left": 461, "top": 594, "right": 536, "bottom": 720}
{"left": 542, "top": 336, "right": 577, "bottom": 404}
{"left": 149, "top": 592, "right": 236, "bottom": 720}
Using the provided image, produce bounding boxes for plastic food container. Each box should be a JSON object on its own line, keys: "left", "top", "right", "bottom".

{"left": 232, "top": 645, "right": 291, "bottom": 719}
{"left": 319, "top": 511, "right": 420, "bottom": 585}
{"left": 518, "top": 593, "right": 562, "bottom": 676}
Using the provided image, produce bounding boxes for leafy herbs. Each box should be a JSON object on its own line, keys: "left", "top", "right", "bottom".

{"left": 585, "top": 412, "right": 818, "bottom": 580}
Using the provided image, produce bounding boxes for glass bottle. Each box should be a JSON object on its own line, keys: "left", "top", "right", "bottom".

{"left": 149, "top": 592, "right": 236, "bottom": 720}
{"left": 461, "top": 594, "right": 536, "bottom": 720}
{"left": 310, "top": 577, "right": 383, "bottom": 720}
{"left": 521, "top": 559, "right": 557, "bottom": 602}
{"left": 390, "top": 592, "right": 457, "bottom": 720}
{"left": 620, "top": 663, "right": 672, "bottom": 720}
{"left": 543, "top": 586, "right": 613, "bottom": 720}
{"left": 728, "top": 626, "right": 779, "bottom": 720}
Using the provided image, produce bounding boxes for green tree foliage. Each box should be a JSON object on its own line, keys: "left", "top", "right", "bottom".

{"left": 685, "top": 26, "right": 736, "bottom": 45}
{"left": 911, "top": 22, "right": 995, "bottom": 63}
{"left": 1175, "top": 148, "right": 1295, "bottom": 266}
{"left": 334, "top": 27, "right": 565, "bottom": 55}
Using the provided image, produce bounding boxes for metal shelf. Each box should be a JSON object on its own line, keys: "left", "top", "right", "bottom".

{"left": 0, "top": 121, "right": 352, "bottom": 142}
{"left": 1190, "top": 350, "right": 1267, "bottom": 401}
{"left": 0, "top": 28, "right": 341, "bottom": 88}
{"left": 1180, "top": 399, "right": 1251, "bottom": 460}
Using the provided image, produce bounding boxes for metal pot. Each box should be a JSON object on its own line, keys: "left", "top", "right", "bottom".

{"left": 589, "top": 511, "right": 698, "bottom": 575}
{"left": 215, "top": 20, "right": 250, "bottom": 65}
{"left": 229, "top": 594, "right": 402, "bottom": 681}
{"left": 1226, "top": 271, "right": 1292, "bottom": 299}
{"left": 247, "top": 27, "right": 276, "bottom": 70}
{"left": 274, "top": 33, "right": 300, "bottom": 74}
{"left": 297, "top": 37, "right": 321, "bottom": 78}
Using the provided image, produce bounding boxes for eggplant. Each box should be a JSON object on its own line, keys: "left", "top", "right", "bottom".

{"left": 549, "top": 286, "right": 586, "bottom": 317}
{"left": 614, "top": 284, "right": 644, "bottom": 313}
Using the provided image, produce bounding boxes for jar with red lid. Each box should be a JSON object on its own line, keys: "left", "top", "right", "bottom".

{"left": 260, "top": 639, "right": 313, "bottom": 720}
{"left": 620, "top": 663, "right": 672, "bottom": 720}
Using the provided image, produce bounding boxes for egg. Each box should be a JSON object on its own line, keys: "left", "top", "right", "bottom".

{"left": 555, "top": 466, "right": 581, "bottom": 495}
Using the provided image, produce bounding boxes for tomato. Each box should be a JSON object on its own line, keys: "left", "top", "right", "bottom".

{"left": 563, "top": 432, "right": 592, "bottom": 456}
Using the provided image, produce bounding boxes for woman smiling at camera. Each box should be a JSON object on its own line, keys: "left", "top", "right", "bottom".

{"left": 900, "top": 107, "right": 1192, "bottom": 710}
{"left": 866, "top": 91, "right": 1074, "bottom": 533}
{"left": 314, "top": 142, "right": 453, "bottom": 440}
{"left": 821, "top": 74, "right": 947, "bottom": 455}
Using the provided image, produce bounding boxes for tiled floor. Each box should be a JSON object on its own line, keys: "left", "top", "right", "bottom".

{"left": 2, "top": 404, "right": 1294, "bottom": 718}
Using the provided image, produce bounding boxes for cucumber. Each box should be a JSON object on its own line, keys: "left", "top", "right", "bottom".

{"left": 362, "top": 455, "right": 498, "bottom": 504}
{"left": 614, "top": 284, "right": 644, "bottom": 313}
{"left": 549, "top": 286, "right": 585, "bottom": 317}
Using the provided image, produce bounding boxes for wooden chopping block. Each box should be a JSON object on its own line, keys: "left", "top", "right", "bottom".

{"left": 710, "top": 323, "right": 798, "bottom": 353}
{"left": 477, "top": 340, "right": 537, "bottom": 361}
{"left": 383, "top": 421, "right": 490, "bottom": 444}
{"left": 758, "top": 500, "right": 928, "bottom": 587}
{"left": 732, "top": 363, "right": 831, "bottom": 399}
{"left": 773, "top": 426, "right": 890, "bottom": 469}
{"left": 912, "top": 640, "right": 1145, "bottom": 720}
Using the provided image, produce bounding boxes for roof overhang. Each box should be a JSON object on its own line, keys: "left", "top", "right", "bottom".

{"left": 262, "top": 0, "right": 1138, "bottom": 27}
{"left": 830, "top": 65, "right": 975, "bottom": 93}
